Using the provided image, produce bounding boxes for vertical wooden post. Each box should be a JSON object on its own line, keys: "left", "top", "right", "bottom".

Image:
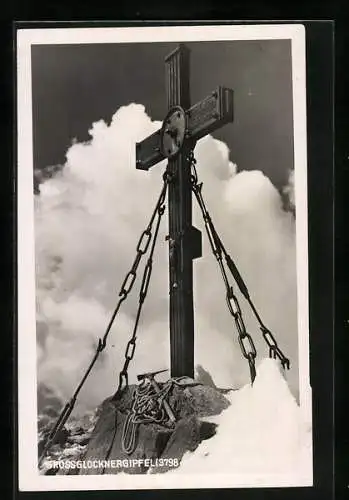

{"left": 165, "top": 45, "right": 195, "bottom": 378}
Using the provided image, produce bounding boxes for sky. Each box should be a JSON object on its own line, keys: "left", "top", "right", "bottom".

{"left": 31, "top": 38, "right": 299, "bottom": 413}
{"left": 31, "top": 39, "right": 294, "bottom": 190}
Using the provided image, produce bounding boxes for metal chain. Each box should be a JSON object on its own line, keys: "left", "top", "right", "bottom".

{"left": 113, "top": 181, "right": 168, "bottom": 398}
{"left": 199, "top": 206, "right": 291, "bottom": 371}
{"left": 39, "top": 173, "right": 170, "bottom": 467}
{"left": 189, "top": 150, "right": 290, "bottom": 379}
{"left": 188, "top": 151, "right": 257, "bottom": 383}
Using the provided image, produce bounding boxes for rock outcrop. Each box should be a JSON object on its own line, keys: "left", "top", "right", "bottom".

{"left": 80, "top": 380, "right": 230, "bottom": 475}
{"left": 39, "top": 378, "right": 231, "bottom": 476}
{"left": 39, "top": 409, "right": 99, "bottom": 475}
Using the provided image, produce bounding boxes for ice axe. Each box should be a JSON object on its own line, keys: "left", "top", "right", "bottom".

{"left": 137, "top": 369, "right": 176, "bottom": 424}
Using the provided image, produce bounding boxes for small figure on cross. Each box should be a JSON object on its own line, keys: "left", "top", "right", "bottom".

{"left": 166, "top": 235, "right": 178, "bottom": 289}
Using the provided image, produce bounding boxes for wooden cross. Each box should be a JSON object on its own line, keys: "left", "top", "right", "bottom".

{"left": 136, "top": 44, "right": 234, "bottom": 378}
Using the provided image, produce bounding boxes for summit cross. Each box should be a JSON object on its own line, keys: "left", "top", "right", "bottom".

{"left": 136, "top": 44, "right": 234, "bottom": 378}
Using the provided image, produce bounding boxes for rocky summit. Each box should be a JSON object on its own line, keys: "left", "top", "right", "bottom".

{"left": 40, "top": 378, "right": 231, "bottom": 476}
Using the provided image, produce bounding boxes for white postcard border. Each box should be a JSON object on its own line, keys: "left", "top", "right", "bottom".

{"left": 17, "top": 23, "right": 310, "bottom": 491}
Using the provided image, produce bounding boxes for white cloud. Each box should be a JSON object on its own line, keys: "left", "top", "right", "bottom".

{"left": 283, "top": 169, "right": 295, "bottom": 210}
{"left": 35, "top": 103, "right": 299, "bottom": 413}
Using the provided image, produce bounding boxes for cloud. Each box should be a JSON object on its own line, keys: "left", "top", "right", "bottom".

{"left": 283, "top": 169, "right": 295, "bottom": 211}
{"left": 35, "top": 103, "right": 299, "bottom": 414}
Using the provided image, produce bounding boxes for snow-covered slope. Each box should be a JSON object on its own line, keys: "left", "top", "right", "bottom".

{"left": 170, "top": 358, "right": 312, "bottom": 487}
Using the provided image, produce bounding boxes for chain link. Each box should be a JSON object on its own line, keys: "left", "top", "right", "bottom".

{"left": 137, "top": 229, "right": 152, "bottom": 255}
{"left": 261, "top": 326, "right": 290, "bottom": 369}
{"left": 120, "top": 270, "right": 136, "bottom": 296}
{"left": 226, "top": 288, "right": 242, "bottom": 317}
{"left": 125, "top": 339, "right": 137, "bottom": 360}
{"left": 140, "top": 261, "right": 152, "bottom": 302}
{"left": 238, "top": 333, "right": 257, "bottom": 359}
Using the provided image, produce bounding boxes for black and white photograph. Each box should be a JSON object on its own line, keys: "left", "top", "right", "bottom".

{"left": 17, "top": 24, "right": 312, "bottom": 491}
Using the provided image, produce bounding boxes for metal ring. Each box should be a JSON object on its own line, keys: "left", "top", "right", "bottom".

{"left": 160, "top": 106, "right": 187, "bottom": 159}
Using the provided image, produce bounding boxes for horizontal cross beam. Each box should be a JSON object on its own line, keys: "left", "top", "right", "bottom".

{"left": 136, "top": 86, "right": 234, "bottom": 170}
